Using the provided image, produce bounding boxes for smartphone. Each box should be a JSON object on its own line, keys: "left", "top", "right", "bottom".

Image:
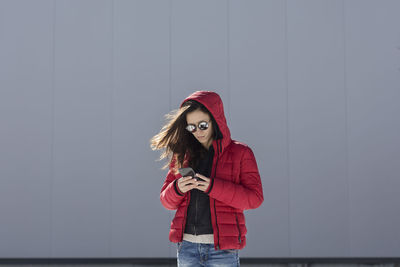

{"left": 178, "top": 167, "right": 195, "bottom": 178}
{"left": 178, "top": 167, "right": 204, "bottom": 181}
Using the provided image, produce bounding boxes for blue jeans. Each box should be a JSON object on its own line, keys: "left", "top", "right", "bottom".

{"left": 177, "top": 240, "right": 240, "bottom": 267}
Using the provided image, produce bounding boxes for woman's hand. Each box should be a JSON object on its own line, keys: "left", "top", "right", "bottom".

{"left": 177, "top": 173, "right": 211, "bottom": 193}
{"left": 177, "top": 176, "right": 197, "bottom": 193}
{"left": 194, "top": 173, "right": 211, "bottom": 192}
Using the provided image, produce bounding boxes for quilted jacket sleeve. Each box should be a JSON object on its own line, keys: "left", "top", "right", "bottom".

{"left": 206, "top": 146, "right": 264, "bottom": 210}
{"left": 160, "top": 157, "right": 186, "bottom": 210}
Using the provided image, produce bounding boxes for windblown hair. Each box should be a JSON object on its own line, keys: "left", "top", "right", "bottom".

{"left": 150, "top": 100, "right": 219, "bottom": 172}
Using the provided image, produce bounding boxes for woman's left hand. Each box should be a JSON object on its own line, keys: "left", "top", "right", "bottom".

{"left": 194, "top": 173, "right": 211, "bottom": 192}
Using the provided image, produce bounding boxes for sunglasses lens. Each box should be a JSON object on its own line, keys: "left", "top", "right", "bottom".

{"left": 198, "top": 121, "right": 209, "bottom": 130}
{"left": 186, "top": 124, "right": 196, "bottom": 132}
{"left": 186, "top": 121, "right": 209, "bottom": 133}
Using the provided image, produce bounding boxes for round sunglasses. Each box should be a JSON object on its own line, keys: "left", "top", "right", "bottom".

{"left": 185, "top": 120, "right": 210, "bottom": 133}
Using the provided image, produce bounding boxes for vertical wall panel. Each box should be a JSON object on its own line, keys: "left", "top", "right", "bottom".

{"left": 346, "top": 0, "right": 400, "bottom": 257}
{"left": 112, "top": 0, "right": 171, "bottom": 257}
{"left": 0, "top": 0, "right": 53, "bottom": 257}
{"left": 52, "top": 0, "right": 112, "bottom": 256}
{"left": 229, "top": 0, "right": 288, "bottom": 257}
{"left": 287, "top": 0, "right": 349, "bottom": 256}
{"left": 0, "top": 0, "right": 399, "bottom": 259}
{"left": 170, "top": 0, "right": 229, "bottom": 110}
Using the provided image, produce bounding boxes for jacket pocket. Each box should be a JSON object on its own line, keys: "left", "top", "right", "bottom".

{"left": 235, "top": 213, "right": 242, "bottom": 244}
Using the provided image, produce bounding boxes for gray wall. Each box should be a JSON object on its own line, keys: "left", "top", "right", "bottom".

{"left": 0, "top": 0, "right": 399, "bottom": 258}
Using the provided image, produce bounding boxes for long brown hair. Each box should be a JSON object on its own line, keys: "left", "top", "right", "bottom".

{"left": 150, "top": 100, "right": 220, "bottom": 171}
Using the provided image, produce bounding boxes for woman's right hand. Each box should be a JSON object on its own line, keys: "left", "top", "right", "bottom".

{"left": 177, "top": 176, "right": 197, "bottom": 193}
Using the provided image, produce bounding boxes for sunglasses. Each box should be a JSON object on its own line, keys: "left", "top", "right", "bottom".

{"left": 185, "top": 121, "right": 210, "bottom": 133}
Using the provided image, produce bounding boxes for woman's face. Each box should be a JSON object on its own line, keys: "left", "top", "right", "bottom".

{"left": 186, "top": 109, "right": 214, "bottom": 149}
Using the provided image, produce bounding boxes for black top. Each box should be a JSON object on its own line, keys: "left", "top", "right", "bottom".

{"left": 184, "top": 145, "right": 214, "bottom": 235}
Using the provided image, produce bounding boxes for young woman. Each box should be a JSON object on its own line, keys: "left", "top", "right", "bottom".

{"left": 151, "top": 91, "right": 263, "bottom": 267}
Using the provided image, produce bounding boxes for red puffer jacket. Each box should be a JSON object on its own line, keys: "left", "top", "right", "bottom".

{"left": 160, "top": 91, "right": 264, "bottom": 250}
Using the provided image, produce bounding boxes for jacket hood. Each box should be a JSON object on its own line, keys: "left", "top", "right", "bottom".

{"left": 180, "top": 91, "right": 231, "bottom": 156}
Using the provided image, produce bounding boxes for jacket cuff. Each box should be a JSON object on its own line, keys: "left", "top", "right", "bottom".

{"left": 174, "top": 179, "right": 184, "bottom": 196}
{"left": 205, "top": 177, "right": 215, "bottom": 194}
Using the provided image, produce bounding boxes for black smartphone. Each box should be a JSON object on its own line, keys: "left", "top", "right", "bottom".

{"left": 178, "top": 167, "right": 205, "bottom": 182}
{"left": 178, "top": 167, "right": 195, "bottom": 178}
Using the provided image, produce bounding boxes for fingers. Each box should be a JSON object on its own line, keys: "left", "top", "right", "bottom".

{"left": 177, "top": 176, "right": 197, "bottom": 193}
{"left": 177, "top": 174, "right": 211, "bottom": 193}
{"left": 191, "top": 174, "right": 210, "bottom": 192}
{"left": 195, "top": 180, "right": 208, "bottom": 187}
{"left": 195, "top": 173, "right": 210, "bottom": 182}
{"left": 178, "top": 176, "right": 195, "bottom": 185}
{"left": 181, "top": 175, "right": 195, "bottom": 181}
{"left": 194, "top": 178, "right": 210, "bottom": 192}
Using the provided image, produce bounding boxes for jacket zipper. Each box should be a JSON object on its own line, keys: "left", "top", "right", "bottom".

{"left": 213, "top": 200, "right": 220, "bottom": 249}
{"left": 213, "top": 140, "right": 221, "bottom": 249}
{"left": 235, "top": 213, "right": 242, "bottom": 244}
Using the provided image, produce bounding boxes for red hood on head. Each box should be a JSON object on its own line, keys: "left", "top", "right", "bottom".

{"left": 180, "top": 91, "right": 231, "bottom": 155}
